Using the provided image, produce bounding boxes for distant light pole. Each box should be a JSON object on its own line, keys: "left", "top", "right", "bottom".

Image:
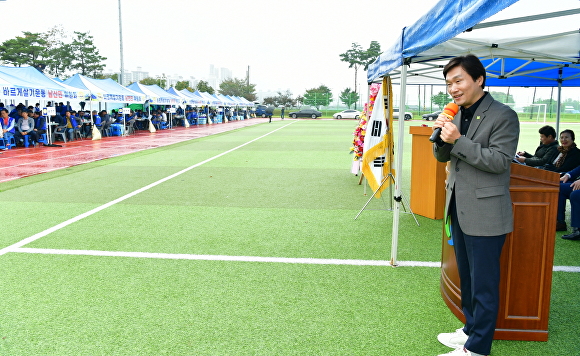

{"left": 118, "top": 0, "right": 125, "bottom": 85}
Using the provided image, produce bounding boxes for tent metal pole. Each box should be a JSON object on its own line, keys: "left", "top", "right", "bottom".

{"left": 556, "top": 81, "right": 562, "bottom": 136}
{"left": 391, "top": 64, "right": 407, "bottom": 267}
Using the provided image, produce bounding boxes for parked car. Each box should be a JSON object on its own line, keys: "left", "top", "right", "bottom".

{"left": 422, "top": 110, "right": 442, "bottom": 121}
{"left": 333, "top": 109, "right": 361, "bottom": 119}
{"left": 393, "top": 108, "right": 413, "bottom": 120}
{"left": 288, "top": 108, "right": 322, "bottom": 119}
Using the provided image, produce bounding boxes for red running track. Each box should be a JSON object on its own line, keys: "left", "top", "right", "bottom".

{"left": 0, "top": 119, "right": 268, "bottom": 183}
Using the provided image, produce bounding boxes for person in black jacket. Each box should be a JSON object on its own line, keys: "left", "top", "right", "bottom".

{"left": 266, "top": 106, "right": 274, "bottom": 123}
{"left": 542, "top": 129, "right": 580, "bottom": 173}
{"left": 515, "top": 125, "right": 559, "bottom": 167}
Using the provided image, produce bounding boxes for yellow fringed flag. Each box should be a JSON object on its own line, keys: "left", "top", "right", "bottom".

{"left": 361, "top": 77, "right": 395, "bottom": 198}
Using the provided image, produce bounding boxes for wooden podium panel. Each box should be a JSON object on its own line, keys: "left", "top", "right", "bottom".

{"left": 441, "top": 163, "right": 559, "bottom": 341}
{"left": 409, "top": 126, "right": 447, "bottom": 219}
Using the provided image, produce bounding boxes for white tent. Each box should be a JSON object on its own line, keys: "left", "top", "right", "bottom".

{"left": 366, "top": 0, "right": 580, "bottom": 265}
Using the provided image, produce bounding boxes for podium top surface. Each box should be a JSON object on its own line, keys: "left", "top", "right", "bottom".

{"left": 409, "top": 125, "right": 434, "bottom": 136}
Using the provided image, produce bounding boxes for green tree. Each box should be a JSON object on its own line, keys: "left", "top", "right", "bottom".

{"left": 98, "top": 73, "right": 119, "bottom": 82}
{"left": 303, "top": 85, "right": 333, "bottom": 110}
{"left": 339, "top": 41, "right": 382, "bottom": 109}
{"left": 339, "top": 43, "right": 364, "bottom": 101}
{"left": 140, "top": 76, "right": 167, "bottom": 88}
{"left": 69, "top": 31, "right": 107, "bottom": 77}
{"left": 431, "top": 91, "right": 453, "bottom": 109}
{"left": 0, "top": 31, "right": 48, "bottom": 68}
{"left": 295, "top": 95, "right": 304, "bottom": 108}
{"left": 196, "top": 80, "right": 215, "bottom": 95}
{"left": 276, "top": 90, "right": 296, "bottom": 107}
{"left": 263, "top": 96, "right": 276, "bottom": 106}
{"left": 362, "top": 41, "right": 382, "bottom": 70}
{"left": 489, "top": 91, "right": 515, "bottom": 104}
{"left": 40, "top": 25, "right": 72, "bottom": 77}
{"left": 262, "top": 90, "right": 295, "bottom": 108}
{"left": 45, "top": 44, "right": 73, "bottom": 78}
{"left": 218, "top": 77, "right": 257, "bottom": 101}
{"left": 175, "top": 80, "right": 193, "bottom": 91}
{"left": 339, "top": 88, "right": 359, "bottom": 108}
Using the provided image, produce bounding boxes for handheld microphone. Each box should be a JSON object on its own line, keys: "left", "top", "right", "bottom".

{"left": 429, "top": 102, "right": 460, "bottom": 143}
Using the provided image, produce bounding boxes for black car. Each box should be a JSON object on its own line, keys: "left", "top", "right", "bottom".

{"left": 288, "top": 109, "right": 322, "bottom": 119}
{"left": 422, "top": 110, "right": 442, "bottom": 121}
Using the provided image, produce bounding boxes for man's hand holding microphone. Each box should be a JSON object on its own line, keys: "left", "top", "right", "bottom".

{"left": 429, "top": 102, "right": 460, "bottom": 144}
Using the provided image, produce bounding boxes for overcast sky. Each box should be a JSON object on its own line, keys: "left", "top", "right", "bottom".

{"left": 0, "top": 0, "right": 579, "bottom": 105}
{"left": 0, "top": 0, "right": 439, "bottom": 95}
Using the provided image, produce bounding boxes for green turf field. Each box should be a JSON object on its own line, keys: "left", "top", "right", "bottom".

{"left": 0, "top": 119, "right": 578, "bottom": 355}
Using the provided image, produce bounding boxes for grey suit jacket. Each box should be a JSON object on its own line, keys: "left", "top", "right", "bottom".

{"left": 433, "top": 93, "right": 520, "bottom": 236}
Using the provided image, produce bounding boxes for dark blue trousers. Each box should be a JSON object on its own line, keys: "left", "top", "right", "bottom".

{"left": 450, "top": 201, "right": 506, "bottom": 356}
{"left": 557, "top": 182, "right": 580, "bottom": 227}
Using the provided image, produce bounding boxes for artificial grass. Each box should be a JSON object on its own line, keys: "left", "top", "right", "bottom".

{"left": 0, "top": 119, "right": 578, "bottom": 355}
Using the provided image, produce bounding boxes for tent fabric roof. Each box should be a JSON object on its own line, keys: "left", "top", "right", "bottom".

{"left": 167, "top": 87, "right": 198, "bottom": 106}
{"left": 127, "top": 82, "right": 178, "bottom": 105}
{"left": 64, "top": 74, "right": 144, "bottom": 103}
{"left": 141, "top": 84, "right": 180, "bottom": 105}
{"left": 367, "top": 0, "right": 580, "bottom": 87}
{"left": 179, "top": 89, "right": 207, "bottom": 105}
{"left": 0, "top": 66, "right": 83, "bottom": 101}
{"left": 196, "top": 91, "right": 222, "bottom": 106}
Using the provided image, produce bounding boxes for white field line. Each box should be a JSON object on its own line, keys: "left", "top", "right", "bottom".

{"left": 0, "top": 120, "right": 298, "bottom": 256}
{"left": 9, "top": 248, "right": 580, "bottom": 272}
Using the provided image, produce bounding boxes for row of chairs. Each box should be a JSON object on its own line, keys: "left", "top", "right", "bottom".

{"left": 0, "top": 120, "right": 140, "bottom": 149}
{"left": 0, "top": 133, "right": 48, "bottom": 149}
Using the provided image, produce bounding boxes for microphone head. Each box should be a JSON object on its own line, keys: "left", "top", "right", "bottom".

{"left": 443, "top": 102, "right": 459, "bottom": 117}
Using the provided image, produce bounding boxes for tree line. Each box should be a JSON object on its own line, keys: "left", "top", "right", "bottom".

{"left": 0, "top": 26, "right": 107, "bottom": 78}
{"left": 0, "top": 26, "right": 259, "bottom": 102}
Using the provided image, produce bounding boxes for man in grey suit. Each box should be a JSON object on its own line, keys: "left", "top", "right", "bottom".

{"left": 432, "top": 55, "right": 520, "bottom": 356}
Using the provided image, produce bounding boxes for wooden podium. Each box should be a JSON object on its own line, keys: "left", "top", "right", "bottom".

{"left": 409, "top": 126, "right": 447, "bottom": 219}
{"left": 440, "top": 163, "right": 559, "bottom": 341}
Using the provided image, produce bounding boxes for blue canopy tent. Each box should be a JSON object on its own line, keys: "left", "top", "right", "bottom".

{"left": 229, "top": 96, "right": 243, "bottom": 107}
{"left": 139, "top": 84, "right": 180, "bottom": 106}
{"left": 197, "top": 91, "right": 222, "bottom": 106}
{"left": 0, "top": 69, "right": 52, "bottom": 101}
{"left": 216, "top": 94, "right": 235, "bottom": 107}
{"left": 126, "top": 82, "right": 178, "bottom": 106}
{"left": 167, "top": 87, "right": 197, "bottom": 106}
{"left": 366, "top": 0, "right": 580, "bottom": 264}
{"left": 0, "top": 66, "right": 83, "bottom": 103}
{"left": 239, "top": 96, "right": 255, "bottom": 107}
{"left": 65, "top": 74, "right": 145, "bottom": 104}
{"left": 180, "top": 89, "right": 207, "bottom": 106}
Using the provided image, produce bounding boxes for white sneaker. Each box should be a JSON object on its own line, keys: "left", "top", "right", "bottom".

{"left": 437, "top": 328, "right": 468, "bottom": 348}
{"left": 438, "top": 348, "right": 470, "bottom": 356}
{"left": 438, "top": 348, "right": 486, "bottom": 356}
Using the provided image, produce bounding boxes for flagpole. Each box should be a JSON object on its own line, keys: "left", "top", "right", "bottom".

{"left": 118, "top": 0, "right": 125, "bottom": 86}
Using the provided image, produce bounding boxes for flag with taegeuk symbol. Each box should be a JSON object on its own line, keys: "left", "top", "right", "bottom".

{"left": 361, "top": 77, "right": 394, "bottom": 198}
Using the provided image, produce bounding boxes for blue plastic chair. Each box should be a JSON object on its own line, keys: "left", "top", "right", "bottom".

{"left": 37, "top": 133, "right": 48, "bottom": 144}
{"left": 1, "top": 135, "right": 16, "bottom": 149}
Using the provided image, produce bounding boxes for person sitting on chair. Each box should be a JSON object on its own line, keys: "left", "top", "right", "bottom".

{"left": 15, "top": 110, "right": 38, "bottom": 146}
{"left": 542, "top": 129, "right": 580, "bottom": 173}
{"left": 32, "top": 111, "right": 47, "bottom": 138}
{"left": 64, "top": 111, "right": 81, "bottom": 141}
{"left": 557, "top": 164, "right": 580, "bottom": 238}
{"left": 515, "top": 125, "right": 559, "bottom": 167}
{"left": 1, "top": 108, "right": 15, "bottom": 142}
